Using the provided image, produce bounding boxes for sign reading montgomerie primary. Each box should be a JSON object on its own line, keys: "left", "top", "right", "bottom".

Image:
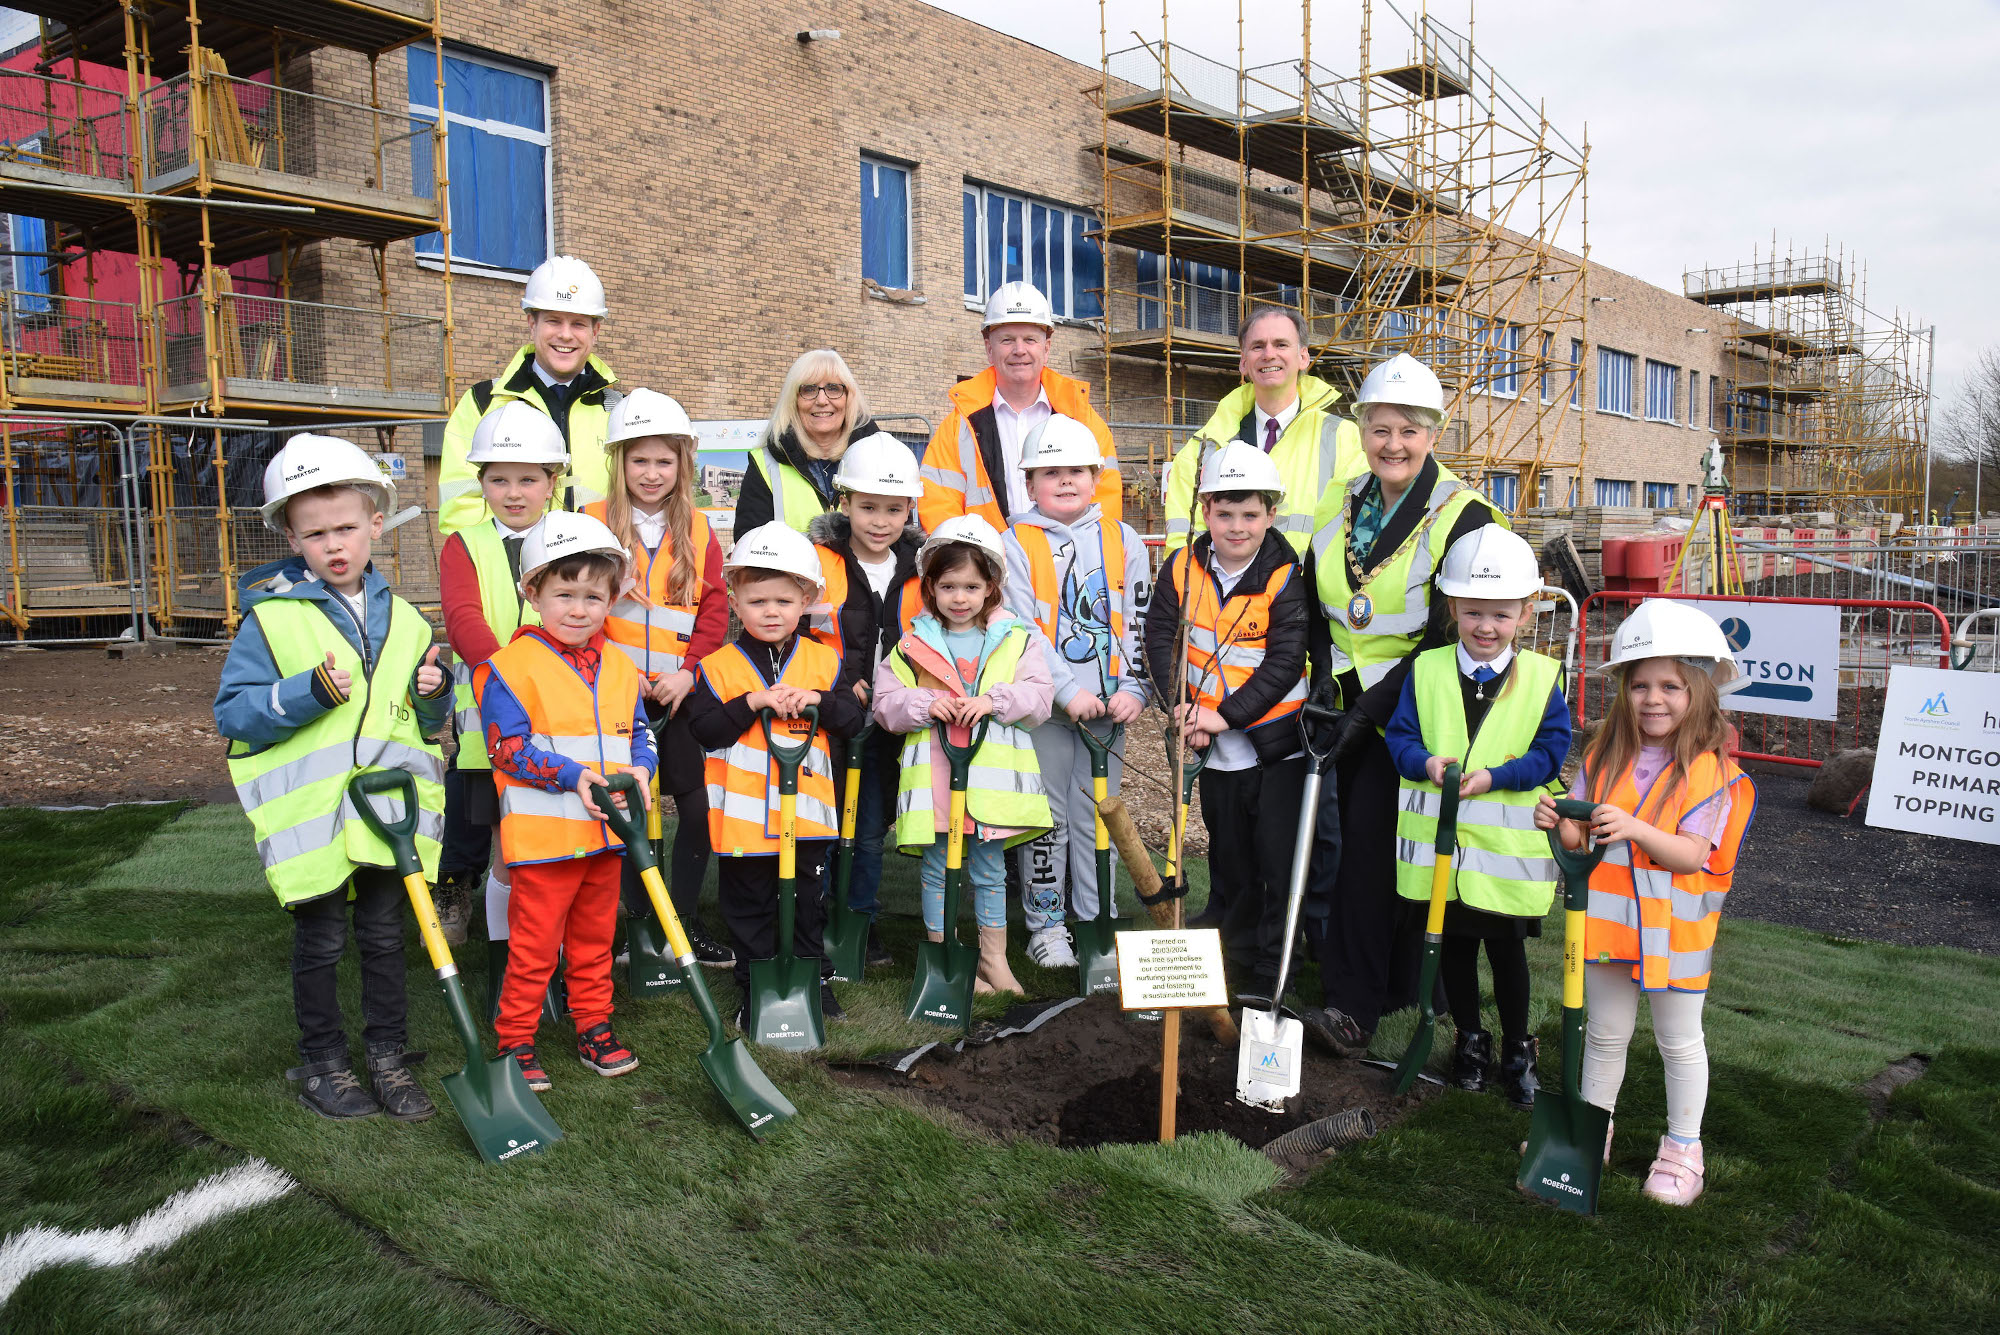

{"left": 1705, "top": 600, "right": 1840, "bottom": 722}
{"left": 1866, "top": 665, "right": 2000, "bottom": 846}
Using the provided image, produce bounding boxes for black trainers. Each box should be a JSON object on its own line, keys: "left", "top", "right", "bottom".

{"left": 865, "top": 922, "right": 894, "bottom": 968}
{"left": 1300, "top": 1005, "right": 1373, "bottom": 1058}
{"left": 1185, "top": 904, "right": 1225, "bottom": 931}
{"left": 733, "top": 999, "right": 750, "bottom": 1032}
{"left": 689, "top": 921, "right": 735, "bottom": 968}
{"left": 288, "top": 1053, "right": 380, "bottom": 1120}
{"left": 501, "top": 1043, "right": 550, "bottom": 1092}
{"left": 432, "top": 873, "right": 475, "bottom": 947}
{"left": 576, "top": 1022, "right": 639, "bottom": 1076}
{"left": 820, "top": 981, "right": 847, "bottom": 1023}
{"left": 365, "top": 1044, "right": 436, "bottom": 1122}
{"left": 1451, "top": 1029, "right": 1494, "bottom": 1093}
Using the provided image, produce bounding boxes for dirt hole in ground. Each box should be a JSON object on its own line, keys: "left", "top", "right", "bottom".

{"left": 833, "top": 995, "right": 1433, "bottom": 1156}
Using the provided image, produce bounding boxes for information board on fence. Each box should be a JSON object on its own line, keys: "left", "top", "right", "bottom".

{"left": 1702, "top": 599, "right": 1840, "bottom": 721}
{"left": 1115, "top": 930, "right": 1226, "bottom": 1011}
{"left": 1865, "top": 665, "right": 2000, "bottom": 846}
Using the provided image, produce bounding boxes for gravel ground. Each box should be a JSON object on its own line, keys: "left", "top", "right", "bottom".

{"left": 6, "top": 646, "right": 1992, "bottom": 955}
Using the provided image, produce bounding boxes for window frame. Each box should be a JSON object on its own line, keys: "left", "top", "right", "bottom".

{"left": 1595, "top": 478, "right": 1635, "bottom": 507}
{"left": 1569, "top": 337, "right": 1584, "bottom": 410}
{"left": 1643, "top": 358, "right": 1679, "bottom": 423}
{"left": 960, "top": 180, "right": 1103, "bottom": 322}
{"left": 859, "top": 154, "right": 914, "bottom": 290}
{"left": 1643, "top": 481, "right": 1680, "bottom": 508}
{"left": 1687, "top": 369, "right": 1701, "bottom": 428}
{"left": 407, "top": 44, "right": 554, "bottom": 283}
{"left": 1597, "top": 347, "right": 1635, "bottom": 417}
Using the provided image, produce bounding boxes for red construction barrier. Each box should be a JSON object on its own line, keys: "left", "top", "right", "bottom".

{"left": 1573, "top": 592, "right": 1954, "bottom": 769}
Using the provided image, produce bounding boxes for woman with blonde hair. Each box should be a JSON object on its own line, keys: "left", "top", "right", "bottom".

{"left": 736, "top": 348, "right": 882, "bottom": 534}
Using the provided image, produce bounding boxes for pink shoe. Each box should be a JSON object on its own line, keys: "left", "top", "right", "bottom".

{"left": 1642, "top": 1136, "right": 1704, "bottom": 1206}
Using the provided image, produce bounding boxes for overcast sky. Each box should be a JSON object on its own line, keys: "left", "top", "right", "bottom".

{"left": 924, "top": 0, "right": 2000, "bottom": 408}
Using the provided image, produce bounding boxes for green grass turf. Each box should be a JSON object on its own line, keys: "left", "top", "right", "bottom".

{"left": 2, "top": 803, "right": 1996, "bottom": 1333}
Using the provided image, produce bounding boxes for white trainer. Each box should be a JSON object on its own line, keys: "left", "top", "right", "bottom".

{"left": 1026, "top": 925, "right": 1078, "bottom": 969}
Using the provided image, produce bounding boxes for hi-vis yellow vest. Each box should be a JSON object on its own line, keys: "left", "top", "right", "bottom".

{"left": 750, "top": 444, "right": 831, "bottom": 535}
{"left": 699, "top": 639, "right": 841, "bottom": 855}
{"left": 1394, "top": 647, "right": 1561, "bottom": 917}
{"left": 227, "top": 596, "right": 445, "bottom": 907}
{"left": 888, "top": 621, "right": 1051, "bottom": 849}
{"left": 452, "top": 522, "right": 541, "bottom": 771}
{"left": 1310, "top": 467, "right": 1488, "bottom": 707}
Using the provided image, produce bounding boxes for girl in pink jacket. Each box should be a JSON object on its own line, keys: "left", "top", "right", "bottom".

{"left": 873, "top": 519, "right": 1054, "bottom": 994}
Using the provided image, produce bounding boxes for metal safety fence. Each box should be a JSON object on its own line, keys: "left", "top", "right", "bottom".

{"left": 1574, "top": 591, "right": 1954, "bottom": 768}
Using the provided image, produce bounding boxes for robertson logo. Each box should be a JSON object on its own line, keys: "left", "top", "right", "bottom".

{"left": 1540, "top": 1172, "right": 1584, "bottom": 1197}
{"left": 497, "top": 1137, "right": 542, "bottom": 1161}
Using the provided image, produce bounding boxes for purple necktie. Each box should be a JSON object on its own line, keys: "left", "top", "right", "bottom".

{"left": 1263, "top": 418, "right": 1280, "bottom": 452}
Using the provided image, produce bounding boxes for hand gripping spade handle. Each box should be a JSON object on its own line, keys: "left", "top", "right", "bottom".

{"left": 348, "top": 769, "right": 563, "bottom": 1164}
{"left": 903, "top": 717, "right": 989, "bottom": 1028}
{"left": 600, "top": 772, "right": 796, "bottom": 1139}
{"left": 745, "top": 706, "right": 826, "bottom": 1052}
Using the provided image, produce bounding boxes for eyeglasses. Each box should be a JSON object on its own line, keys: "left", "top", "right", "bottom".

{"left": 797, "top": 383, "right": 849, "bottom": 400}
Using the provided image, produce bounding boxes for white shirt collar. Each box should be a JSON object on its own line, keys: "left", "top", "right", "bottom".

{"left": 531, "top": 358, "right": 575, "bottom": 389}
{"left": 1254, "top": 397, "right": 1301, "bottom": 441}
{"left": 493, "top": 515, "right": 542, "bottom": 541}
{"left": 631, "top": 505, "right": 667, "bottom": 548}
{"left": 1457, "top": 642, "right": 1515, "bottom": 678}
{"left": 993, "top": 385, "right": 1052, "bottom": 420}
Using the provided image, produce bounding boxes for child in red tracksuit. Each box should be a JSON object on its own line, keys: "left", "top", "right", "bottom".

{"left": 474, "top": 512, "right": 655, "bottom": 1091}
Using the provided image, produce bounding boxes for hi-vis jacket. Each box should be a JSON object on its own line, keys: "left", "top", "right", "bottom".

{"left": 872, "top": 610, "right": 1054, "bottom": 849}
{"left": 1393, "top": 646, "right": 1564, "bottom": 917}
{"left": 477, "top": 629, "right": 650, "bottom": 867}
{"left": 436, "top": 346, "right": 619, "bottom": 533}
{"left": 918, "top": 366, "right": 1121, "bottom": 532}
{"left": 1143, "top": 529, "right": 1309, "bottom": 766}
{"left": 582, "top": 500, "right": 719, "bottom": 680}
{"left": 444, "top": 519, "right": 542, "bottom": 772}
{"left": 216, "top": 557, "right": 450, "bottom": 907}
{"left": 1001, "top": 504, "right": 1149, "bottom": 713}
{"left": 1583, "top": 751, "right": 1756, "bottom": 993}
{"left": 1309, "top": 457, "right": 1496, "bottom": 714}
{"left": 1162, "top": 376, "right": 1366, "bottom": 554}
{"left": 697, "top": 638, "right": 843, "bottom": 856}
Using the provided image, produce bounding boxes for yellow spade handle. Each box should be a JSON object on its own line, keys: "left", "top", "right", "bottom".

{"left": 1165, "top": 797, "right": 1187, "bottom": 881}
{"left": 1424, "top": 852, "right": 1453, "bottom": 936}
{"left": 638, "top": 864, "right": 694, "bottom": 960}
{"left": 779, "top": 790, "right": 797, "bottom": 881}
{"left": 646, "top": 763, "right": 663, "bottom": 843}
{"left": 1093, "top": 774, "right": 1110, "bottom": 853}
{"left": 1562, "top": 906, "right": 1585, "bottom": 1009}
{"left": 402, "top": 873, "right": 457, "bottom": 975}
{"left": 841, "top": 765, "right": 862, "bottom": 841}
{"left": 946, "top": 787, "right": 967, "bottom": 870}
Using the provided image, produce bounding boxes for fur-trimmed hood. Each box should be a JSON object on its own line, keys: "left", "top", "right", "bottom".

{"left": 805, "top": 508, "right": 925, "bottom": 554}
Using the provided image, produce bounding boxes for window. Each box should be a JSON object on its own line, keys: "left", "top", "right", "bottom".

{"left": 1134, "top": 253, "right": 1239, "bottom": 334}
{"left": 1539, "top": 472, "right": 1575, "bottom": 508}
{"left": 961, "top": 183, "right": 1101, "bottom": 319}
{"left": 408, "top": 46, "right": 551, "bottom": 276}
{"left": 1643, "top": 481, "right": 1679, "bottom": 508}
{"left": 1687, "top": 370, "right": 1700, "bottom": 426}
{"left": 860, "top": 156, "right": 911, "bottom": 288}
{"left": 1538, "top": 331, "right": 1554, "bottom": 402}
{"left": 2, "top": 210, "right": 52, "bottom": 316}
{"left": 1476, "top": 320, "right": 1521, "bottom": 396}
{"left": 1644, "top": 359, "right": 1678, "bottom": 422}
{"left": 1597, "top": 348, "right": 1634, "bottom": 415}
{"left": 1483, "top": 472, "right": 1519, "bottom": 512}
{"left": 1569, "top": 338, "right": 1583, "bottom": 407}
{"left": 1596, "top": 478, "right": 1635, "bottom": 507}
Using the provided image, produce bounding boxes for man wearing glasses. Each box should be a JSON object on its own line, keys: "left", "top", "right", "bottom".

{"left": 918, "top": 281, "right": 1122, "bottom": 531}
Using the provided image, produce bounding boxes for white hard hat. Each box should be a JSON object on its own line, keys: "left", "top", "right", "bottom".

{"left": 259, "top": 433, "right": 395, "bottom": 532}
{"left": 833, "top": 431, "right": 923, "bottom": 498}
{"left": 1197, "top": 441, "right": 1283, "bottom": 495}
{"left": 466, "top": 400, "right": 568, "bottom": 466}
{"left": 1437, "top": 524, "right": 1541, "bottom": 599}
{"left": 917, "top": 514, "right": 1006, "bottom": 576}
{"left": 723, "top": 520, "right": 825, "bottom": 592}
{"left": 1354, "top": 353, "right": 1447, "bottom": 418}
{"left": 517, "top": 510, "right": 627, "bottom": 589}
{"left": 521, "top": 254, "right": 608, "bottom": 318}
{"left": 1604, "top": 598, "right": 1742, "bottom": 692}
{"left": 1020, "top": 414, "right": 1102, "bottom": 472}
{"left": 605, "top": 387, "right": 694, "bottom": 447}
{"left": 981, "top": 280, "right": 1055, "bottom": 332}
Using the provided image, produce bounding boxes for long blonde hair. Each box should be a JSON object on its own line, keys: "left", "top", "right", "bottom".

{"left": 1582, "top": 657, "right": 1731, "bottom": 822}
{"left": 767, "top": 348, "right": 869, "bottom": 452}
{"left": 604, "top": 432, "right": 703, "bottom": 606}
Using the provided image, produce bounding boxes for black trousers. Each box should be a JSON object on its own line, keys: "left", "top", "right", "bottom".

{"left": 291, "top": 867, "right": 408, "bottom": 1059}
{"left": 1315, "top": 731, "right": 1435, "bottom": 1030}
{"left": 438, "top": 765, "right": 489, "bottom": 879}
{"left": 1443, "top": 936, "right": 1533, "bottom": 1041}
{"left": 1199, "top": 756, "right": 1308, "bottom": 988}
{"left": 619, "top": 787, "right": 714, "bottom": 921}
{"left": 719, "top": 848, "right": 829, "bottom": 992}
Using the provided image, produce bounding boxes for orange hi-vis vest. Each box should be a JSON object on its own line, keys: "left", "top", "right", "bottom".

{"left": 806, "top": 545, "right": 848, "bottom": 655}
{"left": 698, "top": 638, "right": 841, "bottom": 856}
{"left": 1014, "top": 521, "right": 1125, "bottom": 677}
{"left": 1168, "top": 547, "right": 1306, "bottom": 731}
{"left": 583, "top": 501, "right": 711, "bottom": 679}
{"left": 1583, "top": 750, "right": 1756, "bottom": 992}
{"left": 480, "top": 633, "right": 642, "bottom": 867}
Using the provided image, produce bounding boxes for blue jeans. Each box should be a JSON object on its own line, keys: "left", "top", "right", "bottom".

{"left": 919, "top": 834, "right": 1007, "bottom": 933}
{"left": 844, "top": 731, "right": 899, "bottom": 918}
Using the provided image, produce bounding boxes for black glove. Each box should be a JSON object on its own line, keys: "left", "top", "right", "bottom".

{"left": 1329, "top": 709, "right": 1375, "bottom": 767}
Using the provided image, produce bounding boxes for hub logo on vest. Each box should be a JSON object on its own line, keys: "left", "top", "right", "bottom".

{"left": 1718, "top": 618, "right": 1813, "bottom": 704}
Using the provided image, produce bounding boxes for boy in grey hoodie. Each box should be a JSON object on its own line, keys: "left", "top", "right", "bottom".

{"left": 1000, "top": 415, "right": 1149, "bottom": 968}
